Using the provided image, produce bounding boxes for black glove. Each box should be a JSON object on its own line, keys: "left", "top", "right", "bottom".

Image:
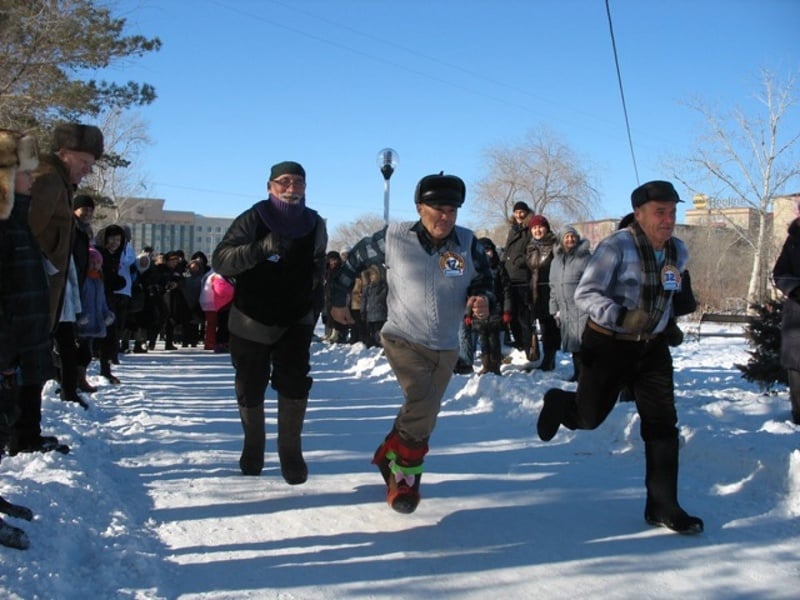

{"left": 664, "top": 319, "right": 684, "bottom": 347}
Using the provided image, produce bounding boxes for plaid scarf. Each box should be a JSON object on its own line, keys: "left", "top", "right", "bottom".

{"left": 629, "top": 222, "right": 677, "bottom": 332}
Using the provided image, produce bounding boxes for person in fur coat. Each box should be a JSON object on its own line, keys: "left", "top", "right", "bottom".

{"left": 525, "top": 214, "right": 560, "bottom": 370}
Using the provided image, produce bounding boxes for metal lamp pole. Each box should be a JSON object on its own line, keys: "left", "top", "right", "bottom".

{"left": 377, "top": 148, "right": 399, "bottom": 224}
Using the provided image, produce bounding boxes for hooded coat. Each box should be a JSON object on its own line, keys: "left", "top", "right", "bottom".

{"left": 549, "top": 228, "right": 592, "bottom": 352}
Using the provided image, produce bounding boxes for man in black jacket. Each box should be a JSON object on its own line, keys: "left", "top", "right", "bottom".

{"left": 213, "top": 161, "right": 327, "bottom": 484}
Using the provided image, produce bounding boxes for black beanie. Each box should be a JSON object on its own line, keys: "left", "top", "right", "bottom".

{"left": 512, "top": 201, "right": 531, "bottom": 213}
{"left": 270, "top": 161, "right": 306, "bottom": 181}
{"left": 414, "top": 172, "right": 465, "bottom": 208}
{"left": 73, "top": 194, "right": 95, "bottom": 210}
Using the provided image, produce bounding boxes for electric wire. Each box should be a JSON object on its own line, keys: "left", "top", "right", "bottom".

{"left": 605, "top": 0, "right": 640, "bottom": 185}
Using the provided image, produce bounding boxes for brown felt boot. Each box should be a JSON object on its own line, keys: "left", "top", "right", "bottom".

{"left": 277, "top": 395, "right": 308, "bottom": 485}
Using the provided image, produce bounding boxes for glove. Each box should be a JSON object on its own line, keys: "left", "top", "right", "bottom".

{"left": 464, "top": 315, "right": 473, "bottom": 328}
{"left": 502, "top": 312, "right": 512, "bottom": 325}
{"left": 619, "top": 308, "right": 650, "bottom": 332}
{"left": 664, "top": 319, "right": 684, "bottom": 347}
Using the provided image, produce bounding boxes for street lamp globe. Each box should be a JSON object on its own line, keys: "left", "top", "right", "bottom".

{"left": 377, "top": 148, "right": 399, "bottom": 223}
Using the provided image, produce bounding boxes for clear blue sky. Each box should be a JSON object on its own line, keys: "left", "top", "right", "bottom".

{"left": 113, "top": 0, "right": 799, "bottom": 233}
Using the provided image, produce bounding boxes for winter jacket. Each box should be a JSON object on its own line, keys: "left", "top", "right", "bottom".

{"left": 772, "top": 217, "right": 800, "bottom": 371}
{"left": 212, "top": 199, "right": 328, "bottom": 343}
{"left": 549, "top": 231, "right": 591, "bottom": 352}
{"left": 575, "top": 228, "right": 689, "bottom": 335}
{"left": 0, "top": 194, "right": 54, "bottom": 385}
{"left": 502, "top": 219, "right": 532, "bottom": 285}
{"left": 77, "top": 271, "right": 115, "bottom": 339}
{"left": 363, "top": 265, "right": 388, "bottom": 323}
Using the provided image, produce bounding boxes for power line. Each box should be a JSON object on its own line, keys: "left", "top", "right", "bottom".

{"left": 605, "top": 0, "right": 640, "bottom": 185}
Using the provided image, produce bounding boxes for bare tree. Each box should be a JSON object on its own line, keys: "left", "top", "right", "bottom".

{"left": 82, "top": 107, "right": 152, "bottom": 226}
{"left": 329, "top": 214, "right": 386, "bottom": 252}
{"left": 472, "top": 126, "right": 600, "bottom": 230}
{"left": 673, "top": 69, "right": 800, "bottom": 305}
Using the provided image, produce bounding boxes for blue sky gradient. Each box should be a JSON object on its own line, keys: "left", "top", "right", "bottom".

{"left": 113, "top": 0, "right": 799, "bottom": 233}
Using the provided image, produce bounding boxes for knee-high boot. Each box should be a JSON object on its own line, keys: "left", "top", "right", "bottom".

{"left": 238, "top": 404, "right": 265, "bottom": 476}
{"left": 644, "top": 438, "right": 703, "bottom": 534}
{"left": 277, "top": 395, "right": 308, "bottom": 485}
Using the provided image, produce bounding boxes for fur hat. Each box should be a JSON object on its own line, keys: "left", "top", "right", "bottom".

{"left": 630, "top": 180, "right": 683, "bottom": 209}
{"left": 529, "top": 214, "right": 550, "bottom": 230}
{"left": 0, "top": 129, "right": 40, "bottom": 219}
{"left": 414, "top": 172, "right": 466, "bottom": 208}
{"left": 269, "top": 161, "right": 305, "bottom": 181}
{"left": 73, "top": 194, "right": 96, "bottom": 210}
{"left": 52, "top": 123, "right": 104, "bottom": 159}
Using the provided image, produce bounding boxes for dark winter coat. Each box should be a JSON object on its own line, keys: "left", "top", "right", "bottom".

{"left": 363, "top": 265, "right": 388, "bottom": 323}
{"left": 0, "top": 194, "right": 54, "bottom": 385}
{"left": 95, "top": 225, "right": 127, "bottom": 303}
{"left": 549, "top": 231, "right": 591, "bottom": 352}
{"left": 772, "top": 217, "right": 800, "bottom": 371}
{"left": 212, "top": 199, "right": 328, "bottom": 340}
{"left": 502, "top": 219, "right": 532, "bottom": 285}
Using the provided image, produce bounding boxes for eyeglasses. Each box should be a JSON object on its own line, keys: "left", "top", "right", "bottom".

{"left": 271, "top": 177, "right": 306, "bottom": 188}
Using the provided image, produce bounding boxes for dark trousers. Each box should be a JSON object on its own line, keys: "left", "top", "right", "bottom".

{"left": 565, "top": 327, "right": 678, "bottom": 442}
{"left": 508, "top": 284, "right": 533, "bottom": 353}
{"left": 229, "top": 323, "right": 314, "bottom": 408}
{"left": 53, "top": 322, "right": 78, "bottom": 394}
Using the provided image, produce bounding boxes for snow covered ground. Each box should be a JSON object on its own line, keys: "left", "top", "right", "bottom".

{"left": 1, "top": 323, "right": 798, "bottom": 599}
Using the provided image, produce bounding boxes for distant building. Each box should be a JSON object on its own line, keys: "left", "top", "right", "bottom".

{"left": 95, "top": 197, "right": 233, "bottom": 257}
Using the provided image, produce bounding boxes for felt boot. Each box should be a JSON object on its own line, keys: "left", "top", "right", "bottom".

{"left": 238, "top": 404, "right": 265, "bottom": 476}
{"left": 277, "top": 395, "right": 308, "bottom": 485}
{"left": 644, "top": 438, "right": 703, "bottom": 534}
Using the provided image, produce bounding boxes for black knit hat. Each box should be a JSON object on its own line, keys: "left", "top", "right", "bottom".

{"left": 270, "top": 161, "right": 306, "bottom": 181}
{"left": 73, "top": 194, "right": 95, "bottom": 210}
{"left": 53, "top": 123, "right": 104, "bottom": 159}
{"left": 414, "top": 172, "right": 466, "bottom": 208}
{"left": 631, "top": 180, "right": 683, "bottom": 209}
{"left": 513, "top": 201, "right": 531, "bottom": 213}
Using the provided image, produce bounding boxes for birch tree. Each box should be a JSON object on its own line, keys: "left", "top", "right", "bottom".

{"left": 674, "top": 69, "right": 800, "bottom": 305}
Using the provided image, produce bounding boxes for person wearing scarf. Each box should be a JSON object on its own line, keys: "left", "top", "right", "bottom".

{"left": 537, "top": 180, "right": 703, "bottom": 535}
{"left": 212, "top": 161, "right": 327, "bottom": 485}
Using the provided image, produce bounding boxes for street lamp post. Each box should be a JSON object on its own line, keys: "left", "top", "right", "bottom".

{"left": 377, "top": 148, "right": 399, "bottom": 224}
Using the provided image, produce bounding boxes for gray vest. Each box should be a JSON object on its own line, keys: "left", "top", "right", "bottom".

{"left": 381, "top": 222, "right": 477, "bottom": 350}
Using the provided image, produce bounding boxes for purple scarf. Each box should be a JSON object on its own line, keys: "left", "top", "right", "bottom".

{"left": 255, "top": 195, "right": 317, "bottom": 238}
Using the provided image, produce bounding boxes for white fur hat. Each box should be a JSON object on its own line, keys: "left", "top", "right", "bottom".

{"left": 0, "top": 129, "right": 40, "bottom": 219}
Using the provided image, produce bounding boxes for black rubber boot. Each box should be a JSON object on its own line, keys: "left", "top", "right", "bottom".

{"left": 644, "top": 438, "right": 703, "bottom": 534}
{"left": 238, "top": 404, "right": 265, "bottom": 476}
{"left": 277, "top": 395, "right": 308, "bottom": 485}
{"left": 537, "top": 388, "right": 574, "bottom": 441}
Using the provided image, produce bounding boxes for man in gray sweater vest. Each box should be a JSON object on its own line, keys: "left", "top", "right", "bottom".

{"left": 331, "top": 172, "right": 495, "bottom": 513}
